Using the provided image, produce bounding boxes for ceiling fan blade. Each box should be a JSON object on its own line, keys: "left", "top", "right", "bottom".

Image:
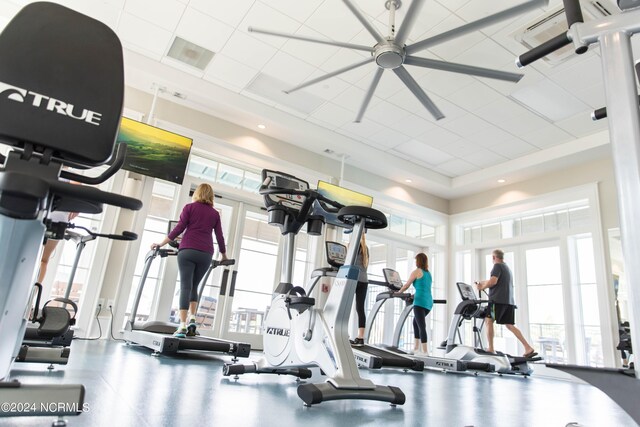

{"left": 285, "top": 57, "right": 375, "bottom": 94}
{"left": 404, "top": 56, "right": 523, "bottom": 82}
{"left": 405, "top": 0, "right": 548, "bottom": 55}
{"left": 355, "top": 68, "right": 384, "bottom": 123}
{"left": 393, "top": 66, "right": 444, "bottom": 121}
{"left": 394, "top": 0, "right": 426, "bottom": 46}
{"left": 342, "top": 0, "right": 386, "bottom": 44}
{"left": 248, "top": 27, "right": 373, "bottom": 52}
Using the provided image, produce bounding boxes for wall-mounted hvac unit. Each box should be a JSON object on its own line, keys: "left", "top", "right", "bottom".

{"left": 513, "top": 0, "right": 619, "bottom": 66}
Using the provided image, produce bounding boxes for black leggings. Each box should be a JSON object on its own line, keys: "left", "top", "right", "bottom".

{"left": 177, "top": 249, "right": 211, "bottom": 310}
{"left": 355, "top": 281, "right": 368, "bottom": 328}
{"left": 413, "top": 306, "right": 431, "bottom": 343}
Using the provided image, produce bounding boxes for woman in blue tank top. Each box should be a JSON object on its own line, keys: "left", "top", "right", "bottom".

{"left": 399, "top": 253, "right": 433, "bottom": 356}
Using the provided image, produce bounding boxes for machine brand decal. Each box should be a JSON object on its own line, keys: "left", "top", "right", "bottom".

{"left": 0, "top": 81, "right": 103, "bottom": 126}
{"left": 152, "top": 340, "right": 161, "bottom": 346}
{"left": 354, "top": 354, "right": 367, "bottom": 363}
{"left": 266, "top": 327, "right": 290, "bottom": 337}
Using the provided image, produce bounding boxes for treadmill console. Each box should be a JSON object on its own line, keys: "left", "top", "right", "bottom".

{"left": 382, "top": 268, "right": 403, "bottom": 291}
{"left": 261, "top": 169, "right": 309, "bottom": 211}
{"left": 456, "top": 282, "right": 477, "bottom": 301}
{"left": 326, "top": 241, "right": 346, "bottom": 268}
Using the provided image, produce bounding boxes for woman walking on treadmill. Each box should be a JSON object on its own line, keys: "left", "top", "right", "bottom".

{"left": 152, "top": 183, "right": 227, "bottom": 338}
{"left": 399, "top": 253, "right": 433, "bottom": 356}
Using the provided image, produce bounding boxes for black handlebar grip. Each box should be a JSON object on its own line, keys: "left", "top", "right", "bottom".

{"left": 516, "top": 32, "right": 572, "bottom": 68}
{"left": 49, "top": 180, "right": 143, "bottom": 211}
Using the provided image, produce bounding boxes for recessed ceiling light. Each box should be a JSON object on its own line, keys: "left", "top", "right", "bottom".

{"left": 497, "top": 179, "right": 506, "bottom": 183}
{"left": 405, "top": 179, "right": 412, "bottom": 183}
{"left": 257, "top": 124, "right": 266, "bottom": 129}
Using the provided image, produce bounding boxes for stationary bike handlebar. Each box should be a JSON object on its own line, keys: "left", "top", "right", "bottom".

{"left": 258, "top": 186, "right": 344, "bottom": 211}
{"left": 68, "top": 223, "right": 138, "bottom": 241}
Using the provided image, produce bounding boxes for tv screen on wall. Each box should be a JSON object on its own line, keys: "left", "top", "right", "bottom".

{"left": 116, "top": 117, "right": 193, "bottom": 184}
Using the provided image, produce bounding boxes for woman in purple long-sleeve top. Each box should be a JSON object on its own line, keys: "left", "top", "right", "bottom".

{"left": 152, "top": 183, "right": 228, "bottom": 338}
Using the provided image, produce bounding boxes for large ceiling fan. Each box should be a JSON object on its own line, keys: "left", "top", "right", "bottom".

{"left": 249, "top": 0, "right": 548, "bottom": 122}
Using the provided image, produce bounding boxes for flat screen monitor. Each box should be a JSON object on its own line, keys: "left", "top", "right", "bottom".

{"left": 383, "top": 268, "right": 403, "bottom": 291}
{"left": 316, "top": 180, "right": 373, "bottom": 208}
{"left": 116, "top": 117, "right": 193, "bottom": 184}
{"left": 456, "top": 282, "right": 476, "bottom": 301}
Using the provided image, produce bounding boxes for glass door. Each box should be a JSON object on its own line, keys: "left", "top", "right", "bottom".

{"left": 217, "top": 205, "right": 281, "bottom": 349}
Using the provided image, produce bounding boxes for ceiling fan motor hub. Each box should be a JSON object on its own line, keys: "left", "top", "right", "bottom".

{"left": 374, "top": 42, "right": 405, "bottom": 69}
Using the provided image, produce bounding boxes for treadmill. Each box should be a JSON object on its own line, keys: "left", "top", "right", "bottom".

{"left": 122, "top": 229, "right": 250, "bottom": 359}
{"left": 375, "top": 268, "right": 493, "bottom": 374}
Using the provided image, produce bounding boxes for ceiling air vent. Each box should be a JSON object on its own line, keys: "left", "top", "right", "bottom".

{"left": 166, "top": 36, "right": 215, "bottom": 71}
{"left": 513, "top": 0, "right": 619, "bottom": 66}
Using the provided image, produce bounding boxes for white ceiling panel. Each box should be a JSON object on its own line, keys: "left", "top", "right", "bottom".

{"left": 203, "top": 54, "right": 259, "bottom": 91}
{"left": 220, "top": 30, "right": 278, "bottom": 70}
{"left": 125, "top": 0, "right": 184, "bottom": 32}
{"left": 462, "top": 148, "right": 508, "bottom": 168}
{"left": 387, "top": 114, "right": 437, "bottom": 139}
{"left": 261, "top": 51, "right": 317, "bottom": 87}
{"left": 520, "top": 125, "right": 574, "bottom": 149}
{"left": 266, "top": 0, "right": 324, "bottom": 24}
{"left": 436, "top": 158, "right": 477, "bottom": 176}
{"left": 319, "top": 49, "right": 372, "bottom": 84}
{"left": 491, "top": 138, "right": 537, "bottom": 159}
{"left": 365, "top": 101, "right": 414, "bottom": 128}
{"left": 555, "top": 111, "right": 609, "bottom": 138}
{"left": 497, "top": 111, "right": 553, "bottom": 136}
{"left": 175, "top": 8, "right": 234, "bottom": 53}
{"left": 440, "top": 140, "right": 483, "bottom": 157}
{"left": 189, "top": 0, "right": 254, "bottom": 28}
{"left": 298, "top": 72, "right": 350, "bottom": 101}
{"left": 466, "top": 125, "right": 515, "bottom": 148}
{"left": 448, "top": 81, "right": 503, "bottom": 111}
{"left": 117, "top": 12, "right": 174, "bottom": 56}
{"left": 340, "top": 119, "right": 387, "bottom": 139}
{"left": 441, "top": 114, "right": 491, "bottom": 138}
{"left": 414, "top": 126, "right": 462, "bottom": 149}
{"left": 331, "top": 86, "right": 383, "bottom": 114}
{"left": 413, "top": 15, "right": 486, "bottom": 61}
{"left": 240, "top": 2, "right": 302, "bottom": 49}
{"left": 394, "top": 139, "right": 453, "bottom": 165}
{"left": 304, "top": 1, "right": 363, "bottom": 42}
{"left": 368, "top": 127, "right": 412, "bottom": 150}
{"left": 280, "top": 26, "right": 341, "bottom": 68}
{"left": 309, "top": 103, "right": 355, "bottom": 129}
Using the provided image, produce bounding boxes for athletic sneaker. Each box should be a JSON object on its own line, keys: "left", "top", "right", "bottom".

{"left": 187, "top": 320, "right": 197, "bottom": 337}
{"left": 350, "top": 338, "right": 365, "bottom": 347}
{"left": 173, "top": 327, "right": 187, "bottom": 338}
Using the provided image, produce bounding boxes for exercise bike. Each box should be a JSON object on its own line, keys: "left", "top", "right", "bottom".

{"left": 223, "top": 169, "right": 405, "bottom": 406}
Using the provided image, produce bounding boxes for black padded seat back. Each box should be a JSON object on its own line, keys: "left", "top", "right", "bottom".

{"left": 0, "top": 2, "right": 124, "bottom": 166}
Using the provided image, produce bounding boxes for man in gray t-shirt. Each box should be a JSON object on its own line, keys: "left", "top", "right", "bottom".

{"left": 476, "top": 249, "right": 536, "bottom": 358}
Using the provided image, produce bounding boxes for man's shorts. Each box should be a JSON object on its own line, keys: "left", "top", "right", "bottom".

{"left": 488, "top": 303, "right": 515, "bottom": 325}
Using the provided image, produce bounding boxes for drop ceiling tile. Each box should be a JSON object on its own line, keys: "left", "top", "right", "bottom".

{"left": 308, "top": 102, "right": 355, "bottom": 128}
{"left": 125, "top": 0, "right": 184, "bottom": 32}
{"left": 555, "top": 111, "right": 609, "bottom": 138}
{"left": 462, "top": 148, "right": 508, "bottom": 168}
{"left": 491, "top": 138, "right": 537, "bottom": 159}
{"left": 498, "top": 111, "right": 553, "bottom": 135}
{"left": 448, "top": 81, "right": 503, "bottom": 111}
{"left": 266, "top": 0, "right": 324, "bottom": 24}
{"left": 367, "top": 127, "right": 412, "bottom": 149}
{"left": 465, "top": 125, "right": 514, "bottom": 148}
{"left": 394, "top": 139, "right": 453, "bottom": 165}
{"left": 240, "top": 2, "right": 302, "bottom": 49}
{"left": 175, "top": 8, "right": 234, "bottom": 53}
{"left": 189, "top": 0, "right": 254, "bottom": 28}
{"left": 203, "top": 54, "right": 259, "bottom": 92}
{"left": 441, "top": 113, "right": 491, "bottom": 138}
{"left": 520, "top": 125, "right": 574, "bottom": 149}
{"left": 387, "top": 114, "right": 437, "bottom": 139}
{"left": 412, "top": 15, "right": 486, "bottom": 61}
{"left": 160, "top": 56, "right": 205, "bottom": 78}
{"left": 414, "top": 126, "right": 462, "bottom": 149}
{"left": 262, "top": 51, "right": 317, "bottom": 87}
{"left": 220, "top": 30, "right": 278, "bottom": 70}
{"left": 573, "top": 83, "right": 606, "bottom": 109}
{"left": 298, "top": 72, "right": 350, "bottom": 101}
{"left": 415, "top": 69, "right": 476, "bottom": 98}
{"left": 320, "top": 49, "right": 374, "bottom": 84}
{"left": 117, "top": 12, "right": 174, "bottom": 56}
{"left": 435, "top": 0, "right": 472, "bottom": 13}
{"left": 439, "top": 140, "right": 482, "bottom": 157}
{"left": 475, "top": 97, "right": 530, "bottom": 123}
{"left": 331, "top": 86, "right": 383, "bottom": 114}
{"left": 305, "top": 1, "right": 363, "bottom": 42}
{"left": 355, "top": 69, "right": 406, "bottom": 100}
{"left": 280, "top": 25, "right": 341, "bottom": 68}
{"left": 453, "top": 37, "right": 519, "bottom": 70}
{"left": 340, "top": 118, "right": 386, "bottom": 139}
{"left": 54, "top": 0, "right": 124, "bottom": 29}
{"left": 435, "top": 158, "right": 477, "bottom": 177}
{"left": 365, "top": 101, "right": 412, "bottom": 128}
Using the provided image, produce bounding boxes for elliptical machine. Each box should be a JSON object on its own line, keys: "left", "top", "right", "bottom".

{"left": 223, "top": 170, "right": 404, "bottom": 406}
{"left": 443, "top": 282, "right": 539, "bottom": 375}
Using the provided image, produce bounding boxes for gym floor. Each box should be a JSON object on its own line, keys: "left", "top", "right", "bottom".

{"left": 1, "top": 340, "right": 635, "bottom": 427}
